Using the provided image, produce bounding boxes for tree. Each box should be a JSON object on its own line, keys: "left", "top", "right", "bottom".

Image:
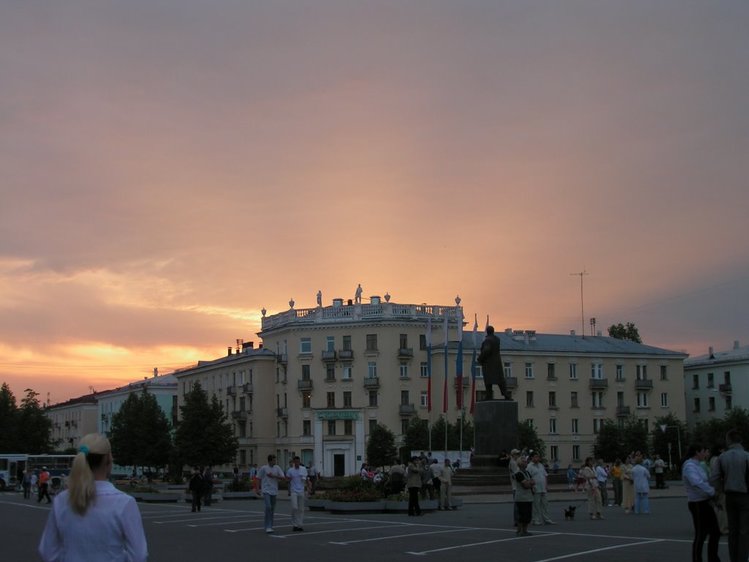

{"left": 607, "top": 322, "right": 642, "bottom": 343}
{"left": 692, "top": 407, "right": 749, "bottom": 452}
{"left": 110, "top": 389, "right": 172, "bottom": 474}
{"left": 402, "top": 417, "right": 429, "bottom": 457}
{"left": 621, "top": 416, "right": 650, "bottom": 456}
{"left": 174, "top": 382, "right": 237, "bottom": 469}
{"left": 593, "top": 420, "right": 625, "bottom": 461}
{"left": 366, "top": 424, "right": 397, "bottom": 468}
{"left": 651, "top": 414, "right": 688, "bottom": 466}
{"left": 17, "top": 389, "right": 52, "bottom": 453}
{"left": 0, "top": 383, "right": 18, "bottom": 452}
{"left": 518, "top": 420, "right": 545, "bottom": 458}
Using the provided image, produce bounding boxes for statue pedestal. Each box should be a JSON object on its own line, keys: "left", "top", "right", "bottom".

{"left": 473, "top": 400, "right": 518, "bottom": 467}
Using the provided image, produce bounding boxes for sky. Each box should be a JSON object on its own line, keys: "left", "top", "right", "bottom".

{"left": 1, "top": 1, "right": 748, "bottom": 405}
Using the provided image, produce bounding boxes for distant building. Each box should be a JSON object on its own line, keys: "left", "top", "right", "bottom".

{"left": 683, "top": 340, "right": 747, "bottom": 428}
{"left": 45, "top": 394, "right": 99, "bottom": 451}
{"left": 173, "top": 294, "right": 687, "bottom": 476}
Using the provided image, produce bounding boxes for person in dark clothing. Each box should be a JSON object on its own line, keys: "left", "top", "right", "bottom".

{"left": 477, "top": 326, "right": 511, "bottom": 400}
{"left": 202, "top": 467, "right": 213, "bottom": 507}
{"left": 189, "top": 468, "right": 203, "bottom": 513}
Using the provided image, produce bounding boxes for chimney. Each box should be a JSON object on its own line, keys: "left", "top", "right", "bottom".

{"left": 709, "top": 346, "right": 714, "bottom": 359}
{"left": 734, "top": 340, "right": 740, "bottom": 350}
{"left": 505, "top": 328, "right": 513, "bottom": 335}
{"left": 228, "top": 346, "right": 233, "bottom": 356}
{"left": 153, "top": 367, "right": 158, "bottom": 378}
{"left": 570, "top": 330, "right": 576, "bottom": 336}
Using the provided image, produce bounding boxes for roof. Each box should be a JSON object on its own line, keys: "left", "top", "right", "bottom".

{"left": 684, "top": 343, "right": 749, "bottom": 368}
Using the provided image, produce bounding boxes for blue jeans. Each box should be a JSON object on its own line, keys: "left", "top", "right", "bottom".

{"left": 263, "top": 493, "right": 277, "bottom": 530}
{"left": 634, "top": 492, "right": 650, "bottom": 514}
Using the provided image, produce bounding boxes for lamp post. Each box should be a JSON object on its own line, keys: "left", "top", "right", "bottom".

{"left": 659, "top": 424, "right": 682, "bottom": 469}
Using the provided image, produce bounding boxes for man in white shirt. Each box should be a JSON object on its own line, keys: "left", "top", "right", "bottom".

{"left": 257, "top": 454, "right": 286, "bottom": 533}
{"left": 286, "top": 456, "right": 309, "bottom": 531}
{"left": 527, "top": 452, "right": 554, "bottom": 525}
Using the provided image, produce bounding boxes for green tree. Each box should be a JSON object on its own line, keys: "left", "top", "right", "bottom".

{"left": 174, "top": 382, "right": 237, "bottom": 468}
{"left": 403, "top": 417, "right": 429, "bottom": 457}
{"left": 366, "top": 424, "right": 397, "bottom": 468}
{"left": 621, "top": 416, "right": 650, "bottom": 456}
{"left": 651, "top": 414, "right": 688, "bottom": 466}
{"left": 693, "top": 407, "right": 749, "bottom": 452}
{"left": 110, "top": 389, "right": 172, "bottom": 474}
{"left": 17, "top": 389, "right": 51, "bottom": 453}
{"left": 0, "top": 383, "right": 18, "bottom": 452}
{"left": 608, "top": 322, "right": 642, "bottom": 343}
{"left": 593, "top": 420, "right": 625, "bottom": 461}
{"left": 518, "top": 420, "right": 545, "bottom": 458}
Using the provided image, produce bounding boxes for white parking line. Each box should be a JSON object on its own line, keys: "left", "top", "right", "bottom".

{"left": 406, "top": 532, "right": 560, "bottom": 555}
{"left": 331, "top": 526, "right": 480, "bottom": 545}
{"left": 530, "top": 538, "right": 664, "bottom": 562}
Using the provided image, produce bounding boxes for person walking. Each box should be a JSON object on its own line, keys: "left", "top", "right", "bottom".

{"left": 38, "top": 433, "right": 148, "bottom": 562}
{"left": 710, "top": 429, "right": 749, "bottom": 562}
{"left": 37, "top": 467, "right": 52, "bottom": 504}
{"left": 286, "top": 456, "right": 309, "bottom": 531}
{"left": 439, "top": 459, "right": 454, "bottom": 510}
{"left": 632, "top": 456, "right": 651, "bottom": 515}
{"left": 595, "top": 459, "right": 609, "bottom": 507}
{"left": 189, "top": 467, "right": 203, "bottom": 512}
{"left": 257, "top": 454, "right": 285, "bottom": 533}
{"left": 406, "top": 457, "right": 423, "bottom": 516}
{"left": 683, "top": 444, "right": 721, "bottom": 562}
{"left": 22, "top": 470, "right": 31, "bottom": 499}
{"left": 654, "top": 455, "right": 666, "bottom": 489}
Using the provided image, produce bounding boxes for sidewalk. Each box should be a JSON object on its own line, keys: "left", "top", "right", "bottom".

{"left": 454, "top": 480, "right": 685, "bottom": 504}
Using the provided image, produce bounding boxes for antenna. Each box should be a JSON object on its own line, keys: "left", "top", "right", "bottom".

{"left": 570, "top": 270, "right": 589, "bottom": 338}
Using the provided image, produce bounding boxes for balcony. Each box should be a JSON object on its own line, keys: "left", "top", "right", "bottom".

{"left": 321, "top": 350, "right": 337, "bottom": 362}
{"left": 276, "top": 407, "right": 288, "bottom": 418}
{"left": 719, "top": 383, "right": 732, "bottom": 394}
{"left": 231, "top": 410, "right": 248, "bottom": 421}
{"left": 399, "top": 403, "right": 416, "bottom": 416}
{"left": 363, "top": 377, "right": 380, "bottom": 389}
{"left": 397, "top": 347, "right": 414, "bottom": 360}
{"left": 298, "top": 379, "right": 313, "bottom": 391}
{"left": 616, "top": 405, "right": 631, "bottom": 417}
{"left": 589, "top": 378, "right": 609, "bottom": 389}
{"left": 505, "top": 377, "right": 518, "bottom": 390}
{"left": 634, "top": 379, "right": 653, "bottom": 390}
{"left": 277, "top": 353, "right": 288, "bottom": 365}
{"left": 227, "top": 386, "right": 237, "bottom": 396}
{"left": 242, "top": 383, "right": 253, "bottom": 394}
{"left": 338, "top": 349, "right": 354, "bottom": 360}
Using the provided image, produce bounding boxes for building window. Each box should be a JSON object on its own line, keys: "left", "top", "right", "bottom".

{"left": 401, "top": 419, "right": 409, "bottom": 434}
{"left": 591, "top": 363, "right": 603, "bottom": 379}
{"left": 572, "top": 445, "right": 580, "bottom": 461}
{"left": 617, "top": 391, "right": 624, "bottom": 407}
{"left": 707, "top": 373, "right": 714, "bottom": 388}
{"left": 726, "top": 395, "right": 732, "bottom": 410}
{"left": 660, "top": 365, "right": 668, "bottom": 380}
{"left": 342, "top": 335, "right": 352, "bottom": 351}
{"left": 326, "top": 336, "right": 335, "bottom": 352}
{"left": 549, "top": 418, "right": 557, "bottom": 434}
{"left": 637, "top": 365, "right": 648, "bottom": 380}
{"left": 368, "top": 391, "right": 378, "bottom": 407}
{"left": 550, "top": 445, "right": 558, "bottom": 461}
{"left": 569, "top": 363, "right": 578, "bottom": 380}
{"left": 400, "top": 364, "right": 409, "bottom": 379}
{"left": 419, "top": 334, "right": 427, "bottom": 350}
{"left": 592, "top": 391, "right": 604, "bottom": 409}
{"left": 724, "top": 371, "right": 731, "bottom": 385}
{"left": 369, "top": 419, "right": 378, "bottom": 433}
{"left": 343, "top": 391, "right": 352, "bottom": 408}
{"left": 400, "top": 333, "right": 408, "bottom": 348}
{"left": 616, "top": 365, "right": 624, "bottom": 381}
{"left": 327, "top": 420, "right": 336, "bottom": 436}
{"left": 401, "top": 390, "right": 410, "bottom": 405}
{"left": 368, "top": 362, "right": 377, "bottom": 378}
{"left": 303, "top": 420, "right": 311, "bottom": 436}
{"left": 571, "top": 419, "right": 579, "bottom": 434}
{"left": 526, "top": 391, "right": 534, "bottom": 408}
{"left": 300, "top": 337, "right": 312, "bottom": 354}
{"left": 548, "top": 391, "right": 557, "bottom": 408}
{"left": 420, "top": 362, "right": 429, "bottom": 377}
{"left": 525, "top": 362, "right": 534, "bottom": 379}
{"left": 547, "top": 363, "right": 556, "bottom": 380}
{"left": 692, "top": 374, "right": 699, "bottom": 389}
{"left": 570, "top": 391, "right": 578, "bottom": 408}
{"left": 420, "top": 391, "right": 428, "bottom": 407}
{"left": 693, "top": 397, "right": 700, "bottom": 412}
{"left": 326, "top": 365, "right": 335, "bottom": 381}
{"left": 342, "top": 365, "right": 352, "bottom": 380}
{"left": 327, "top": 392, "right": 335, "bottom": 408}
{"left": 302, "top": 364, "right": 311, "bottom": 380}
{"left": 708, "top": 396, "right": 716, "bottom": 412}
{"left": 366, "top": 334, "right": 378, "bottom": 352}
{"left": 637, "top": 392, "right": 649, "bottom": 408}
{"left": 302, "top": 392, "right": 311, "bottom": 409}
{"left": 344, "top": 420, "right": 353, "bottom": 435}
{"left": 504, "top": 362, "right": 512, "bottom": 377}
{"left": 593, "top": 418, "right": 603, "bottom": 434}
{"left": 660, "top": 393, "right": 669, "bottom": 408}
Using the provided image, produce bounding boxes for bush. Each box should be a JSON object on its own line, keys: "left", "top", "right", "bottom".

{"left": 322, "top": 476, "right": 383, "bottom": 502}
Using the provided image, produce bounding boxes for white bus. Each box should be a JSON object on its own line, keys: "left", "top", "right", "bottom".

{"left": 0, "top": 454, "right": 76, "bottom": 491}
{"left": 0, "top": 454, "right": 28, "bottom": 490}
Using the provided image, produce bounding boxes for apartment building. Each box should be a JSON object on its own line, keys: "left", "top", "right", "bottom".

{"left": 46, "top": 394, "right": 99, "bottom": 451}
{"left": 683, "top": 340, "right": 748, "bottom": 428}
{"left": 174, "top": 295, "right": 687, "bottom": 477}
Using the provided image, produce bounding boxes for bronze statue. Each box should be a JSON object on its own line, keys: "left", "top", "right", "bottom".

{"left": 478, "top": 325, "right": 511, "bottom": 400}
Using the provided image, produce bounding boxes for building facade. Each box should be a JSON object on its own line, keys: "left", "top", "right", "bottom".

{"left": 46, "top": 394, "right": 99, "bottom": 451}
{"left": 683, "top": 340, "right": 747, "bottom": 428}
{"left": 174, "top": 295, "right": 687, "bottom": 476}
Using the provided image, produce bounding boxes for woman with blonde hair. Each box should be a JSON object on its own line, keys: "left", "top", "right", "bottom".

{"left": 38, "top": 433, "right": 148, "bottom": 561}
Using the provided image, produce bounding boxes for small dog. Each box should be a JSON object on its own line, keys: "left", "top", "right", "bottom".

{"left": 563, "top": 505, "right": 577, "bottom": 520}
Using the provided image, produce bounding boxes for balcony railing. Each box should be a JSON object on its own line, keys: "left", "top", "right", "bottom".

{"left": 634, "top": 379, "right": 653, "bottom": 390}
{"left": 243, "top": 383, "right": 253, "bottom": 394}
{"left": 397, "top": 347, "right": 414, "bottom": 359}
{"left": 616, "top": 405, "right": 631, "bottom": 417}
{"left": 231, "top": 410, "right": 248, "bottom": 421}
{"left": 589, "top": 378, "right": 609, "bottom": 389}
{"left": 338, "top": 349, "right": 354, "bottom": 360}
{"left": 719, "top": 383, "right": 732, "bottom": 394}
{"left": 277, "top": 353, "right": 288, "bottom": 365}
{"left": 276, "top": 407, "right": 288, "bottom": 418}
{"left": 227, "top": 386, "right": 236, "bottom": 396}
{"left": 298, "top": 379, "right": 313, "bottom": 391}
{"left": 321, "top": 350, "right": 337, "bottom": 362}
{"left": 399, "top": 403, "right": 416, "bottom": 416}
{"left": 364, "top": 377, "right": 380, "bottom": 389}
{"left": 505, "top": 377, "right": 518, "bottom": 390}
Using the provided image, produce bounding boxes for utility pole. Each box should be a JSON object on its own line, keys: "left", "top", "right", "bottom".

{"left": 570, "top": 270, "right": 589, "bottom": 337}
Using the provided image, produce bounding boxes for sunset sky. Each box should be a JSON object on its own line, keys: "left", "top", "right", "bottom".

{"left": 1, "top": 1, "right": 748, "bottom": 405}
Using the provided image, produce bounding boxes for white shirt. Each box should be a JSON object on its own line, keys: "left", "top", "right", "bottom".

{"left": 527, "top": 461, "right": 548, "bottom": 493}
{"left": 286, "top": 465, "right": 308, "bottom": 494}
{"left": 257, "top": 463, "right": 285, "bottom": 495}
{"left": 38, "top": 480, "right": 147, "bottom": 562}
{"left": 632, "top": 464, "right": 650, "bottom": 493}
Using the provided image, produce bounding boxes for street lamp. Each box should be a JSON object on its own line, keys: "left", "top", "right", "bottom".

{"left": 659, "top": 424, "right": 682, "bottom": 469}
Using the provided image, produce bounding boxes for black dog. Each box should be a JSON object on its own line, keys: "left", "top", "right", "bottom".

{"left": 563, "top": 505, "right": 577, "bottom": 520}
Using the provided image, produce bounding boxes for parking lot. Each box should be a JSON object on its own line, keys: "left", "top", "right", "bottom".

{"left": 1, "top": 491, "right": 728, "bottom": 561}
